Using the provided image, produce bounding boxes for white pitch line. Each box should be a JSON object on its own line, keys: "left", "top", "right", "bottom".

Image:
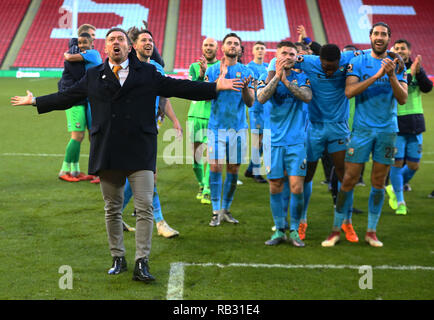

{"left": 167, "top": 262, "right": 434, "bottom": 300}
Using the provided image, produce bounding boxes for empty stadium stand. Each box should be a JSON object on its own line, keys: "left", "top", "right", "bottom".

{"left": 13, "top": 0, "right": 168, "bottom": 68}
{"left": 174, "top": 0, "right": 314, "bottom": 71}
{"left": 3, "top": 0, "right": 433, "bottom": 75}
{"left": 318, "top": 0, "right": 434, "bottom": 75}
{"left": 0, "top": 0, "right": 31, "bottom": 67}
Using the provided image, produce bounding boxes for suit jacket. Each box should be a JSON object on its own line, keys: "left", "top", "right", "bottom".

{"left": 36, "top": 52, "right": 217, "bottom": 175}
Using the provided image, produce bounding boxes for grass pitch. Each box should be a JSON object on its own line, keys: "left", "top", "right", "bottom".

{"left": 0, "top": 78, "right": 433, "bottom": 300}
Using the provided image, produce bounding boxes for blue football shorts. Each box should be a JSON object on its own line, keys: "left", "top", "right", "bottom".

{"left": 345, "top": 128, "right": 397, "bottom": 165}
{"left": 266, "top": 143, "right": 307, "bottom": 179}
{"left": 395, "top": 133, "right": 423, "bottom": 163}
{"left": 306, "top": 121, "right": 350, "bottom": 162}
{"left": 208, "top": 128, "right": 248, "bottom": 165}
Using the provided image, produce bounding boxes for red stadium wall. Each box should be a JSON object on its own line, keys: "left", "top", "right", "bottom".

{"left": 13, "top": 0, "right": 168, "bottom": 68}
{"left": 318, "top": 0, "right": 434, "bottom": 75}
{"left": 174, "top": 0, "right": 314, "bottom": 71}
{"left": 0, "top": 0, "right": 31, "bottom": 66}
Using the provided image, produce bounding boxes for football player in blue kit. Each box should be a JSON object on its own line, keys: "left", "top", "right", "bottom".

{"left": 323, "top": 22, "right": 408, "bottom": 247}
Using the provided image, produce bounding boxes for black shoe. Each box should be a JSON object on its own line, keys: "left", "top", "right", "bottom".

{"left": 352, "top": 207, "right": 363, "bottom": 214}
{"left": 253, "top": 175, "right": 267, "bottom": 183}
{"left": 132, "top": 258, "right": 155, "bottom": 283}
{"left": 244, "top": 169, "right": 253, "bottom": 178}
{"left": 108, "top": 256, "right": 127, "bottom": 275}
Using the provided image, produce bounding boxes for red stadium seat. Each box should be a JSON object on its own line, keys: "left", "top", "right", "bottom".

{"left": 13, "top": 0, "right": 168, "bottom": 68}
{"left": 318, "top": 0, "right": 433, "bottom": 75}
{"left": 174, "top": 0, "right": 314, "bottom": 71}
{"left": 0, "top": 0, "right": 31, "bottom": 66}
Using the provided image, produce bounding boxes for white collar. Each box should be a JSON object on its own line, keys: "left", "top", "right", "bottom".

{"left": 109, "top": 58, "right": 129, "bottom": 70}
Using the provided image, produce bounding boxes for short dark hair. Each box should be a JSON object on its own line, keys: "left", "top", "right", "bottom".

{"left": 370, "top": 22, "right": 391, "bottom": 37}
{"left": 78, "top": 32, "right": 93, "bottom": 41}
{"left": 394, "top": 38, "right": 411, "bottom": 50}
{"left": 222, "top": 32, "right": 242, "bottom": 45}
{"left": 320, "top": 44, "right": 341, "bottom": 62}
{"left": 276, "top": 40, "right": 297, "bottom": 50}
{"left": 294, "top": 41, "right": 308, "bottom": 52}
{"left": 105, "top": 27, "right": 132, "bottom": 45}
{"left": 128, "top": 27, "right": 153, "bottom": 44}
{"left": 254, "top": 41, "right": 266, "bottom": 47}
{"left": 343, "top": 44, "right": 359, "bottom": 51}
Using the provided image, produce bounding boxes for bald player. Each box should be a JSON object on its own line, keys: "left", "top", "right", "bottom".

{"left": 187, "top": 38, "right": 219, "bottom": 204}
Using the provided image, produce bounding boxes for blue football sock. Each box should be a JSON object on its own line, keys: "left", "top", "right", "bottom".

{"left": 270, "top": 192, "right": 286, "bottom": 230}
{"left": 367, "top": 187, "right": 385, "bottom": 231}
{"left": 290, "top": 193, "right": 304, "bottom": 231}
{"left": 153, "top": 185, "right": 163, "bottom": 223}
{"left": 390, "top": 166, "right": 404, "bottom": 203}
{"left": 210, "top": 171, "right": 222, "bottom": 211}
{"left": 402, "top": 165, "right": 417, "bottom": 185}
{"left": 334, "top": 189, "right": 353, "bottom": 229}
{"left": 222, "top": 173, "right": 238, "bottom": 210}
{"left": 338, "top": 181, "right": 354, "bottom": 222}
{"left": 301, "top": 181, "right": 312, "bottom": 222}
{"left": 250, "top": 145, "right": 261, "bottom": 175}
{"left": 122, "top": 178, "right": 133, "bottom": 212}
{"left": 282, "top": 178, "right": 290, "bottom": 218}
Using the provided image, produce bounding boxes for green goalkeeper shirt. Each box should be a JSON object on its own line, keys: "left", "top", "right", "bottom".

{"left": 187, "top": 60, "right": 219, "bottom": 119}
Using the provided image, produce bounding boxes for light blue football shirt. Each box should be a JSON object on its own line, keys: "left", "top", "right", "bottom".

{"left": 258, "top": 70, "right": 310, "bottom": 146}
{"left": 268, "top": 51, "right": 357, "bottom": 123}
{"left": 80, "top": 49, "right": 102, "bottom": 70}
{"left": 246, "top": 60, "right": 272, "bottom": 117}
{"left": 205, "top": 62, "right": 254, "bottom": 131}
{"left": 347, "top": 53, "right": 407, "bottom": 132}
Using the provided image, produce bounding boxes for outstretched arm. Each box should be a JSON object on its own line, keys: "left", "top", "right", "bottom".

{"left": 11, "top": 90, "right": 34, "bottom": 106}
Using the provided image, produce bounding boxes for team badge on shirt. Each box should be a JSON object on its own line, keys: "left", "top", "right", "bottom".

{"left": 292, "top": 79, "right": 298, "bottom": 85}
{"left": 339, "top": 66, "right": 345, "bottom": 72}
{"left": 75, "top": 122, "right": 81, "bottom": 128}
{"left": 236, "top": 72, "right": 242, "bottom": 78}
{"left": 347, "top": 64, "right": 353, "bottom": 73}
{"left": 347, "top": 148, "right": 354, "bottom": 156}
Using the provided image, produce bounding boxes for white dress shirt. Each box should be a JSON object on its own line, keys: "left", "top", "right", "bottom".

{"left": 109, "top": 59, "right": 129, "bottom": 86}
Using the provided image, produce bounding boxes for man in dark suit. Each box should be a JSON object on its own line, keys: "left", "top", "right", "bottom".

{"left": 11, "top": 27, "right": 243, "bottom": 283}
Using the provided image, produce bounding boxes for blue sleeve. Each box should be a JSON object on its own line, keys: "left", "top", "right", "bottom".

{"left": 205, "top": 64, "right": 217, "bottom": 82}
{"left": 298, "top": 72, "right": 311, "bottom": 88}
{"left": 294, "top": 54, "right": 315, "bottom": 72}
{"left": 267, "top": 58, "right": 276, "bottom": 72}
{"left": 346, "top": 56, "right": 361, "bottom": 79}
{"left": 341, "top": 51, "right": 357, "bottom": 65}
{"left": 257, "top": 72, "right": 267, "bottom": 88}
{"left": 80, "top": 50, "right": 101, "bottom": 65}
{"left": 150, "top": 60, "right": 165, "bottom": 76}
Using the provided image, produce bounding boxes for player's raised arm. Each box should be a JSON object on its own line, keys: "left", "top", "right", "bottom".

{"left": 280, "top": 71, "right": 312, "bottom": 103}
{"left": 241, "top": 75, "right": 255, "bottom": 107}
{"left": 345, "top": 63, "right": 386, "bottom": 99}
{"left": 258, "top": 57, "right": 285, "bottom": 104}
{"left": 384, "top": 58, "right": 408, "bottom": 105}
